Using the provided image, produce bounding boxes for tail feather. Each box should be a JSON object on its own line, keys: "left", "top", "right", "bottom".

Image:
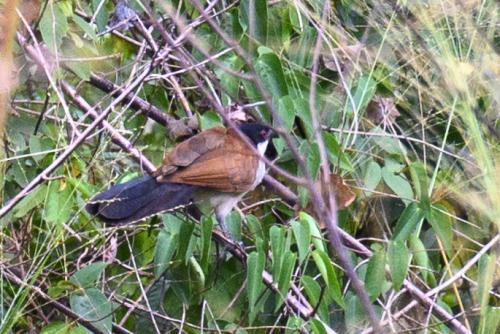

{"left": 86, "top": 176, "right": 196, "bottom": 224}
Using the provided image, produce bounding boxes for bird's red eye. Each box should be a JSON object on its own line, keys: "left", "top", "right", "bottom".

{"left": 260, "top": 129, "right": 268, "bottom": 138}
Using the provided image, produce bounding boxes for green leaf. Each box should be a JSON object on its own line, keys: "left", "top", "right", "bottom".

{"left": 382, "top": 166, "right": 414, "bottom": 204}
{"left": 214, "top": 55, "right": 244, "bottom": 101}
{"left": 13, "top": 184, "right": 47, "bottom": 218}
{"left": 255, "top": 53, "right": 288, "bottom": 99}
{"left": 200, "top": 216, "right": 214, "bottom": 273}
{"left": 70, "top": 288, "right": 112, "bottom": 333}
{"left": 409, "top": 234, "right": 435, "bottom": 286}
{"left": 301, "top": 276, "right": 328, "bottom": 321}
{"left": 293, "top": 98, "right": 314, "bottom": 138}
{"left": 188, "top": 256, "right": 206, "bottom": 292}
{"left": 365, "top": 250, "right": 386, "bottom": 301}
{"left": 312, "top": 250, "right": 344, "bottom": 308}
{"left": 177, "top": 221, "right": 195, "bottom": 265}
{"left": 246, "top": 215, "right": 263, "bottom": 241}
{"left": 92, "top": 0, "right": 109, "bottom": 32}
{"left": 427, "top": 204, "right": 453, "bottom": 257}
{"left": 40, "top": 321, "right": 70, "bottom": 334}
{"left": 478, "top": 306, "right": 500, "bottom": 334}
{"left": 29, "top": 136, "right": 42, "bottom": 162}
{"left": 309, "top": 319, "right": 328, "bottom": 334}
{"left": 70, "top": 262, "right": 107, "bottom": 288}
{"left": 291, "top": 220, "right": 311, "bottom": 263}
{"left": 387, "top": 240, "right": 410, "bottom": 291}
{"left": 364, "top": 160, "right": 382, "bottom": 193}
{"left": 323, "top": 132, "right": 353, "bottom": 171}
{"left": 69, "top": 326, "right": 88, "bottom": 334}
{"left": 48, "top": 280, "right": 78, "bottom": 299}
{"left": 303, "top": 142, "right": 321, "bottom": 179}
{"left": 393, "top": 203, "right": 424, "bottom": 242}
{"left": 270, "top": 225, "right": 285, "bottom": 281}
{"left": 276, "top": 251, "right": 296, "bottom": 310}
{"left": 226, "top": 211, "right": 242, "bottom": 241}
{"left": 45, "top": 181, "right": 74, "bottom": 225}
{"left": 66, "top": 62, "right": 91, "bottom": 81}
{"left": 345, "top": 292, "right": 364, "bottom": 330}
{"left": 299, "top": 212, "right": 325, "bottom": 253}
{"left": 290, "top": 26, "right": 316, "bottom": 68}
{"left": 162, "top": 213, "right": 184, "bottom": 232}
{"left": 477, "top": 255, "right": 495, "bottom": 320}
{"left": 153, "top": 228, "right": 179, "bottom": 278}
{"left": 199, "top": 111, "right": 222, "bottom": 130}
{"left": 239, "top": 0, "right": 268, "bottom": 46}
{"left": 40, "top": 3, "right": 69, "bottom": 51}
{"left": 276, "top": 95, "right": 295, "bottom": 131}
{"left": 247, "top": 251, "right": 265, "bottom": 316}
{"left": 371, "top": 127, "right": 406, "bottom": 155}
{"left": 409, "top": 162, "right": 429, "bottom": 205}
{"left": 72, "top": 15, "right": 97, "bottom": 40}
{"left": 344, "top": 75, "right": 377, "bottom": 116}
{"left": 285, "top": 316, "right": 303, "bottom": 334}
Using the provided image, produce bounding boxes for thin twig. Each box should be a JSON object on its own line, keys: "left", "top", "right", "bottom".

{"left": 308, "top": 1, "right": 380, "bottom": 331}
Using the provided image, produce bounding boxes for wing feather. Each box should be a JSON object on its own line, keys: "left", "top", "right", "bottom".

{"left": 157, "top": 130, "right": 259, "bottom": 192}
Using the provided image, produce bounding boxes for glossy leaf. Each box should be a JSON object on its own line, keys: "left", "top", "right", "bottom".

{"left": 153, "top": 228, "right": 179, "bottom": 278}
{"left": 70, "top": 262, "right": 107, "bottom": 289}
{"left": 200, "top": 216, "right": 214, "bottom": 273}
{"left": 312, "top": 250, "right": 344, "bottom": 308}
{"left": 276, "top": 251, "right": 296, "bottom": 310}
{"left": 382, "top": 166, "right": 414, "bottom": 204}
{"left": 365, "top": 250, "right": 386, "bottom": 301}
{"left": 388, "top": 240, "right": 410, "bottom": 291}
{"left": 276, "top": 95, "right": 296, "bottom": 131}
{"left": 247, "top": 251, "right": 265, "bottom": 315}
{"left": 239, "top": 0, "right": 268, "bottom": 46}
{"left": 39, "top": 3, "right": 68, "bottom": 51}
{"left": 291, "top": 219, "right": 311, "bottom": 263}
{"left": 409, "top": 161, "right": 429, "bottom": 205}
{"left": 45, "top": 181, "right": 73, "bottom": 225}
{"left": 301, "top": 275, "right": 328, "bottom": 321}
{"left": 323, "top": 132, "right": 353, "bottom": 171}
{"left": 409, "top": 234, "right": 435, "bottom": 286}
{"left": 427, "top": 204, "right": 453, "bottom": 256}
{"left": 477, "top": 255, "right": 495, "bottom": 323}
{"left": 393, "top": 203, "right": 424, "bottom": 242}
{"left": 255, "top": 52, "right": 288, "bottom": 99}
{"left": 70, "top": 288, "right": 112, "bottom": 333}
{"left": 13, "top": 184, "right": 47, "bottom": 218}
{"left": 270, "top": 225, "right": 285, "bottom": 280}
{"left": 364, "top": 160, "right": 382, "bottom": 192}
{"left": 199, "top": 111, "right": 222, "bottom": 130}
{"left": 344, "top": 75, "right": 377, "bottom": 116}
{"left": 299, "top": 212, "right": 325, "bottom": 253}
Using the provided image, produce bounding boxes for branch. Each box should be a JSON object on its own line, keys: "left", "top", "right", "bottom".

{"left": 60, "top": 80, "right": 156, "bottom": 174}
{"left": 1, "top": 268, "right": 135, "bottom": 334}
{"left": 87, "top": 73, "right": 198, "bottom": 139}
{"left": 0, "top": 34, "right": 157, "bottom": 220}
{"left": 308, "top": 1, "right": 380, "bottom": 331}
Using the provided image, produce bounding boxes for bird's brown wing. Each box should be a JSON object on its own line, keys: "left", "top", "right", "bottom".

{"left": 155, "top": 128, "right": 259, "bottom": 192}
{"left": 153, "top": 127, "right": 227, "bottom": 177}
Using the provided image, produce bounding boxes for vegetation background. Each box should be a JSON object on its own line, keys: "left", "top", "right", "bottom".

{"left": 0, "top": 0, "right": 498, "bottom": 333}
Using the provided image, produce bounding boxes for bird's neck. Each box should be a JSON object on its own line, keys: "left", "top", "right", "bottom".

{"left": 256, "top": 140, "right": 269, "bottom": 157}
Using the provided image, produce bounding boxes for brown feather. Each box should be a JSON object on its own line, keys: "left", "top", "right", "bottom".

{"left": 153, "top": 127, "right": 227, "bottom": 177}
{"left": 154, "top": 127, "right": 259, "bottom": 192}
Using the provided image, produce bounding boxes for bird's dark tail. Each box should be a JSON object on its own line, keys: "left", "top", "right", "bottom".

{"left": 85, "top": 176, "right": 196, "bottom": 225}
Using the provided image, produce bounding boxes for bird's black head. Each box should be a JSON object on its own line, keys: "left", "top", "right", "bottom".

{"left": 238, "top": 123, "right": 275, "bottom": 146}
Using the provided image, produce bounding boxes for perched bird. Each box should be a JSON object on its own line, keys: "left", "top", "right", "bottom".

{"left": 86, "top": 123, "right": 275, "bottom": 232}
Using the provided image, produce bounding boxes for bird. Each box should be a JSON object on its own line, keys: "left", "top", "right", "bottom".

{"left": 85, "top": 123, "right": 275, "bottom": 233}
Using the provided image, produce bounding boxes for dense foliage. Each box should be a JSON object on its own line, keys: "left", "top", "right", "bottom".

{"left": 0, "top": 0, "right": 498, "bottom": 333}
